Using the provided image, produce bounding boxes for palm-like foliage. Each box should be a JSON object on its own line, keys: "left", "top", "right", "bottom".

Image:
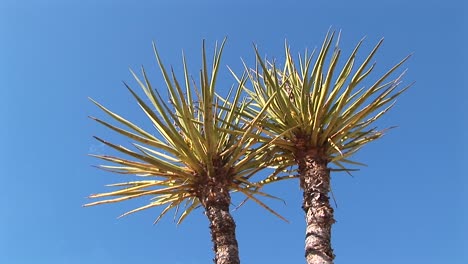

{"left": 239, "top": 31, "right": 411, "bottom": 171}
{"left": 85, "top": 40, "right": 283, "bottom": 264}
{"left": 235, "top": 31, "right": 412, "bottom": 263}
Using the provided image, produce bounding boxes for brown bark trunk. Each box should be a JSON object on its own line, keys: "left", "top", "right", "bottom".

{"left": 296, "top": 149, "right": 335, "bottom": 264}
{"left": 200, "top": 178, "right": 240, "bottom": 264}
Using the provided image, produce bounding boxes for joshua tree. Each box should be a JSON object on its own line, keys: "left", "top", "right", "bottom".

{"left": 84, "top": 40, "right": 284, "bottom": 264}
{"left": 235, "top": 31, "right": 412, "bottom": 264}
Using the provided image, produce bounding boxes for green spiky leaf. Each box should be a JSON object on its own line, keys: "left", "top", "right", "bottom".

{"left": 85, "top": 39, "right": 286, "bottom": 224}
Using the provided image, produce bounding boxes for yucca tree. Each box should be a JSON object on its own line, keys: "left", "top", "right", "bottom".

{"left": 84, "top": 40, "right": 285, "bottom": 264}
{"left": 235, "top": 31, "right": 412, "bottom": 264}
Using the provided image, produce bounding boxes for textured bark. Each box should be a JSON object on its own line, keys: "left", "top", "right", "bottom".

{"left": 199, "top": 171, "right": 240, "bottom": 264}
{"left": 296, "top": 148, "right": 335, "bottom": 264}
{"left": 205, "top": 199, "right": 240, "bottom": 264}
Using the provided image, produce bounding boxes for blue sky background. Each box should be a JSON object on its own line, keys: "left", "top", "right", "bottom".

{"left": 1, "top": 1, "right": 466, "bottom": 263}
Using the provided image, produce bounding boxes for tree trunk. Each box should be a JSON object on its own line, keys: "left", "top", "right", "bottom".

{"left": 296, "top": 149, "right": 335, "bottom": 264}
{"left": 201, "top": 181, "right": 240, "bottom": 264}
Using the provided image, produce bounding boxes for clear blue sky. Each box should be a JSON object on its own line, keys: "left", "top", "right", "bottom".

{"left": 1, "top": 1, "right": 466, "bottom": 263}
